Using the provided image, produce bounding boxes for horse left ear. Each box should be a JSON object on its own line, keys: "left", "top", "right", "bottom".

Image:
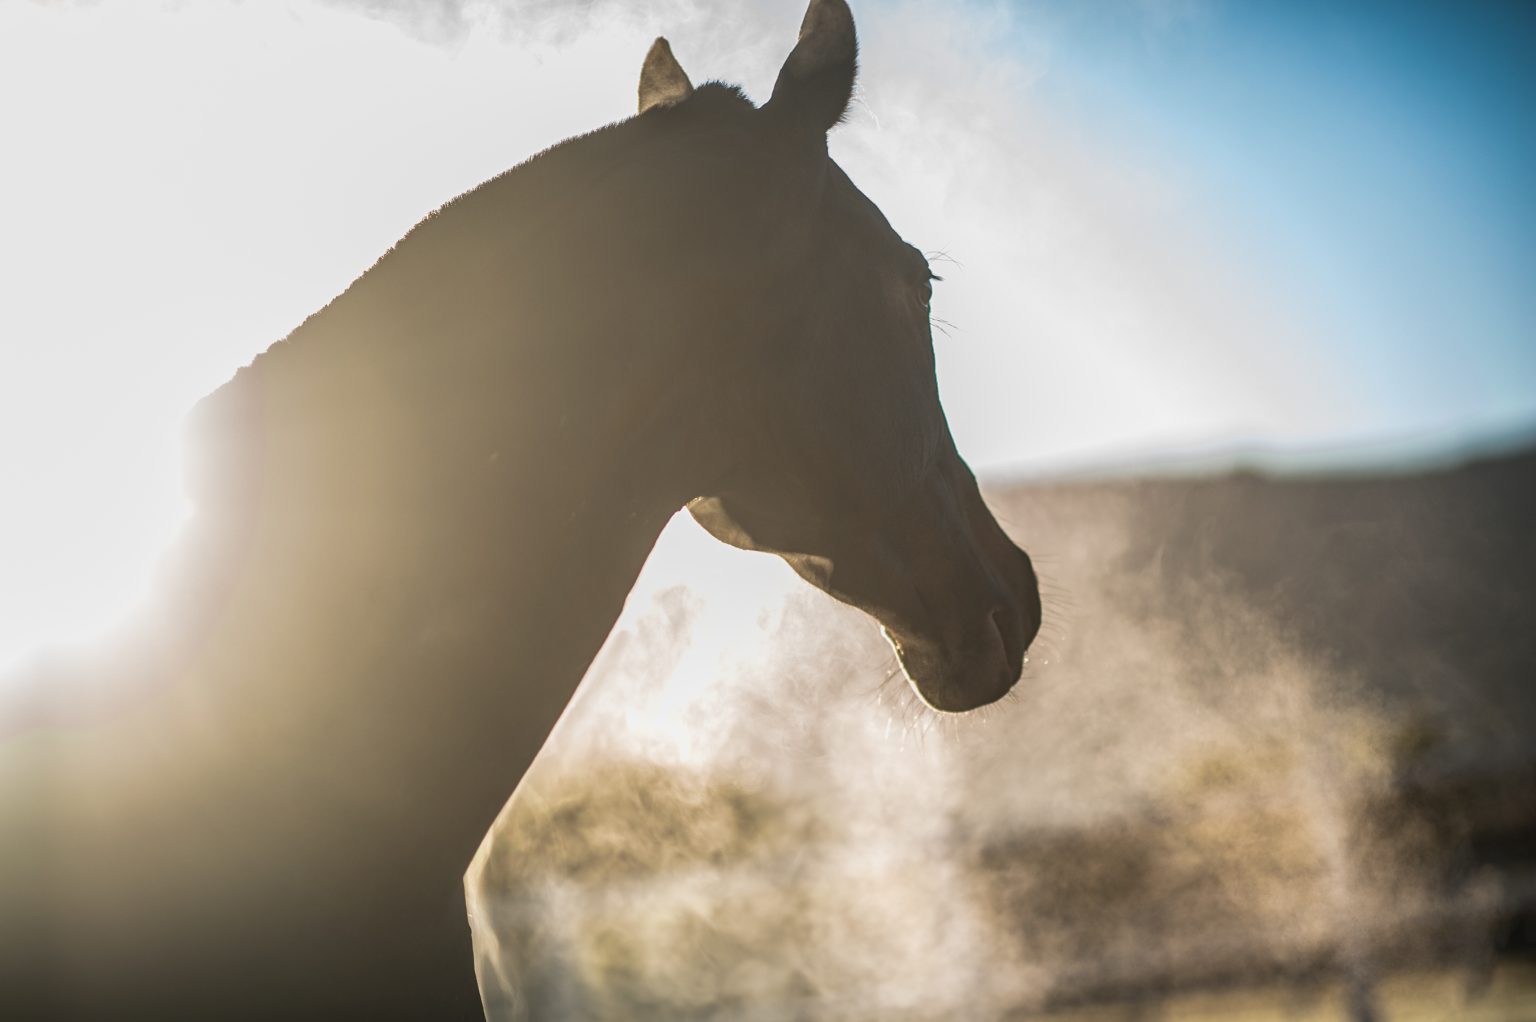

{"left": 638, "top": 37, "right": 694, "bottom": 113}
{"left": 767, "top": 0, "right": 858, "bottom": 134}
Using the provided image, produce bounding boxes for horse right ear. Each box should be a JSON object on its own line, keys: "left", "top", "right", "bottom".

{"left": 638, "top": 38, "right": 694, "bottom": 113}
{"left": 767, "top": 0, "right": 858, "bottom": 134}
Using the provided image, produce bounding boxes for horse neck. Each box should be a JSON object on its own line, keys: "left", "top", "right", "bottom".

{"left": 21, "top": 290, "right": 712, "bottom": 883}
{"left": 238, "top": 319, "right": 709, "bottom": 856}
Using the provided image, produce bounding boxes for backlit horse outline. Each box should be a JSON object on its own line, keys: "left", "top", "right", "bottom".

{"left": 0, "top": 2, "right": 1040, "bottom": 1017}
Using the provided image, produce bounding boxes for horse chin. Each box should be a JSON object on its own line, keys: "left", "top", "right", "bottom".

{"left": 881, "top": 626, "right": 1019, "bottom": 714}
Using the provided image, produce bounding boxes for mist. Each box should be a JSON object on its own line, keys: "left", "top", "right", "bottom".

{"left": 466, "top": 456, "right": 1536, "bottom": 1019}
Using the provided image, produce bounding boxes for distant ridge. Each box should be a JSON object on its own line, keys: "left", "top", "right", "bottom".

{"left": 985, "top": 418, "right": 1536, "bottom": 484}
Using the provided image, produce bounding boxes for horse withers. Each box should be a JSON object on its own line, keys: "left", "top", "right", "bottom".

{"left": 0, "top": 1, "right": 1040, "bottom": 1018}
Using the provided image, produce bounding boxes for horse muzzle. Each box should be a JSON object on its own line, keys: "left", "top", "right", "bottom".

{"left": 883, "top": 535, "right": 1041, "bottom": 713}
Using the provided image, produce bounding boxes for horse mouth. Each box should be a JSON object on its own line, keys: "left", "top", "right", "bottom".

{"left": 881, "top": 618, "right": 1022, "bottom": 714}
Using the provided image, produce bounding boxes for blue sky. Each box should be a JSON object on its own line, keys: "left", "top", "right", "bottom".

{"left": 1016, "top": 0, "right": 1536, "bottom": 447}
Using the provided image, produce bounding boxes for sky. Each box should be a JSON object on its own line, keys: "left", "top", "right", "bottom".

{"left": 1, "top": 0, "right": 1533, "bottom": 666}
{"left": 1026, "top": 0, "right": 1536, "bottom": 455}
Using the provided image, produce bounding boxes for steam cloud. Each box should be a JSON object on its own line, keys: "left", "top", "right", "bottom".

{"left": 465, "top": 464, "right": 1536, "bottom": 1019}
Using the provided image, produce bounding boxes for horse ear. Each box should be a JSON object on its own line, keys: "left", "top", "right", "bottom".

{"left": 638, "top": 38, "right": 694, "bottom": 114}
{"left": 767, "top": 0, "right": 858, "bottom": 133}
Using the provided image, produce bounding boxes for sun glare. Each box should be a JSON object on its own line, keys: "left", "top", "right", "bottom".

{"left": 0, "top": 453, "right": 191, "bottom": 677}
{"left": 0, "top": 0, "right": 676, "bottom": 683}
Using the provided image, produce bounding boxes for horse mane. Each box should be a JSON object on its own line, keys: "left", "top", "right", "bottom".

{"left": 223, "top": 83, "right": 755, "bottom": 378}
{"left": 186, "top": 82, "right": 756, "bottom": 510}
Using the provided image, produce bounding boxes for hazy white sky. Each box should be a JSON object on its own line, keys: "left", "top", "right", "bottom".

{"left": 1, "top": 0, "right": 1530, "bottom": 668}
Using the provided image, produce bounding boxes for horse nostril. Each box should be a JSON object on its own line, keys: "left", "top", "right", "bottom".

{"left": 990, "top": 605, "right": 1026, "bottom": 679}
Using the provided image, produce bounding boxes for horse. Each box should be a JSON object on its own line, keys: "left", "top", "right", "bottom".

{"left": 0, "top": 1, "right": 1041, "bottom": 1017}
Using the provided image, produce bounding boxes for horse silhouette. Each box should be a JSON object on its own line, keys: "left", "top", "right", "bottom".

{"left": 0, "top": 2, "right": 1041, "bottom": 1017}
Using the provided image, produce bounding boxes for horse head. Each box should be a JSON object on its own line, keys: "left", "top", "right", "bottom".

{"left": 631, "top": 0, "right": 1043, "bottom": 712}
